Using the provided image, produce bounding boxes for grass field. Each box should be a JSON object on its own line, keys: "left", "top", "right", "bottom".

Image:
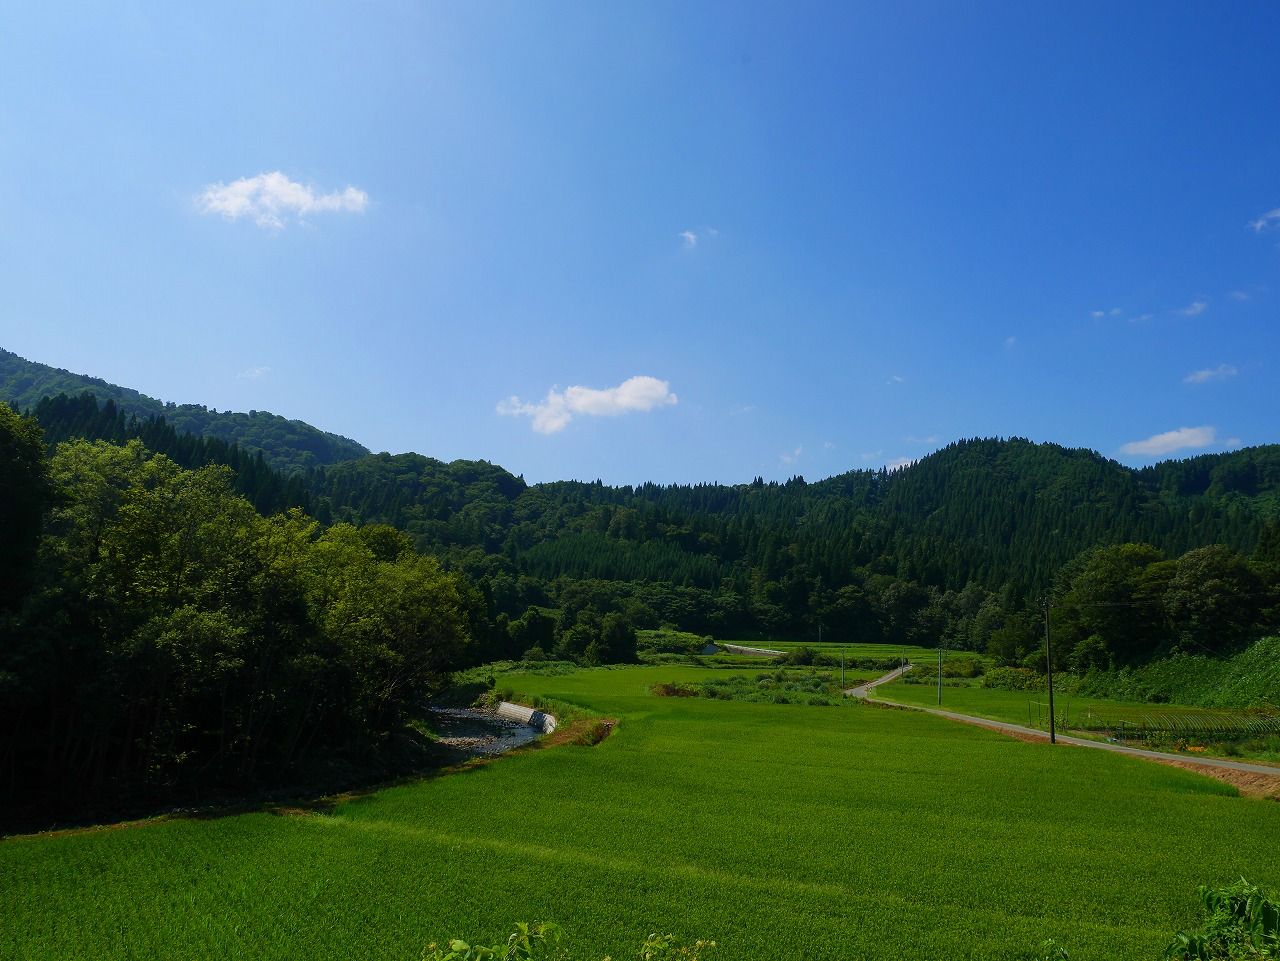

{"left": 877, "top": 674, "right": 1276, "bottom": 733}
{"left": 4, "top": 663, "right": 1279, "bottom": 960}
{"left": 718, "top": 639, "right": 963, "bottom": 662}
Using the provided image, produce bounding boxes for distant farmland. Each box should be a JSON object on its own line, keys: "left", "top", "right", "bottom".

{"left": 4, "top": 664, "right": 1279, "bottom": 960}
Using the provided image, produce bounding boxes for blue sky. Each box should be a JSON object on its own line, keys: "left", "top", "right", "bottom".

{"left": 2, "top": 2, "right": 1278, "bottom": 484}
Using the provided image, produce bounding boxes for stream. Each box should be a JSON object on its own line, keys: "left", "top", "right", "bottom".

{"left": 428, "top": 707, "right": 544, "bottom": 757}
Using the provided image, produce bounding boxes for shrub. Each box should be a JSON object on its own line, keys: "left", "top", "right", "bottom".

{"left": 982, "top": 667, "right": 1045, "bottom": 692}
{"left": 1165, "top": 879, "right": 1279, "bottom": 959}
{"left": 420, "top": 923, "right": 715, "bottom": 961}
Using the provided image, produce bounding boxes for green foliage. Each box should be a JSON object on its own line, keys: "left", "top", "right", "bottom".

{"left": 1076, "top": 637, "right": 1280, "bottom": 710}
{"left": 1166, "top": 880, "right": 1280, "bottom": 960}
{"left": 637, "top": 628, "right": 711, "bottom": 655}
{"left": 422, "top": 921, "right": 565, "bottom": 961}
{"left": 982, "top": 667, "right": 1046, "bottom": 692}
{"left": 1, "top": 437, "right": 471, "bottom": 818}
{"left": 32, "top": 392, "right": 314, "bottom": 514}
{"left": 690, "top": 669, "right": 851, "bottom": 706}
{"left": 0, "top": 402, "right": 50, "bottom": 611}
{"left": 1, "top": 350, "right": 368, "bottom": 472}
{"left": 418, "top": 924, "right": 714, "bottom": 961}
{"left": 15, "top": 360, "right": 1280, "bottom": 669}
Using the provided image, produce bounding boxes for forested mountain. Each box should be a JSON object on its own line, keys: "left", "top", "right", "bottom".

{"left": 19, "top": 387, "right": 1280, "bottom": 657}
{"left": 7, "top": 387, "right": 1280, "bottom": 820}
{"left": 0, "top": 348, "right": 368, "bottom": 473}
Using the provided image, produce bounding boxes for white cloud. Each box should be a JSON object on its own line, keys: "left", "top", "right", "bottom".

{"left": 1130, "top": 313, "right": 1154, "bottom": 323}
{"left": 1226, "top": 437, "right": 1243, "bottom": 448}
{"left": 886, "top": 457, "right": 916, "bottom": 470}
{"left": 905, "top": 434, "right": 939, "bottom": 445}
{"left": 860, "top": 450, "right": 884, "bottom": 461}
{"left": 1228, "top": 290, "right": 1250, "bottom": 302}
{"left": 197, "top": 171, "right": 368, "bottom": 229}
{"left": 1003, "top": 335, "right": 1017, "bottom": 349}
{"left": 1179, "top": 300, "right": 1208, "bottom": 317}
{"left": 1090, "top": 310, "right": 1105, "bottom": 319}
{"left": 1248, "top": 208, "right": 1280, "bottom": 233}
{"left": 1183, "top": 363, "right": 1238, "bottom": 385}
{"left": 1120, "top": 426, "right": 1217, "bottom": 457}
{"left": 887, "top": 374, "right": 904, "bottom": 385}
{"left": 823, "top": 440, "right": 834, "bottom": 450}
{"left": 679, "top": 227, "right": 718, "bottom": 250}
{"left": 780, "top": 446, "right": 803, "bottom": 465}
{"left": 497, "top": 375, "right": 677, "bottom": 434}
{"left": 237, "top": 365, "right": 271, "bottom": 380}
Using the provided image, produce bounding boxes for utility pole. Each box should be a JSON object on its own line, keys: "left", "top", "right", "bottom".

{"left": 1043, "top": 597, "right": 1056, "bottom": 745}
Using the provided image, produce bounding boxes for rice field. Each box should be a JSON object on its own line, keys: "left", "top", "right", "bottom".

{"left": 717, "top": 638, "right": 957, "bottom": 662}
{"left": 876, "top": 675, "right": 1280, "bottom": 738}
{"left": 3, "top": 663, "right": 1279, "bottom": 960}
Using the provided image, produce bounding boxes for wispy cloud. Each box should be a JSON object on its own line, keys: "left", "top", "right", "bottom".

{"left": 197, "top": 171, "right": 368, "bottom": 229}
{"left": 905, "top": 434, "right": 939, "bottom": 445}
{"left": 887, "top": 374, "right": 904, "bottom": 385}
{"left": 885, "top": 457, "right": 916, "bottom": 470}
{"left": 1248, "top": 207, "right": 1280, "bottom": 233}
{"left": 1228, "top": 290, "right": 1250, "bottom": 302}
{"left": 1120, "top": 426, "right": 1217, "bottom": 457}
{"left": 498, "top": 375, "right": 677, "bottom": 434}
{"left": 679, "top": 227, "right": 718, "bottom": 250}
{"left": 1183, "top": 363, "right": 1238, "bottom": 385}
{"left": 1090, "top": 307, "right": 1123, "bottom": 319}
{"left": 780, "top": 446, "right": 803, "bottom": 465}
{"left": 860, "top": 450, "right": 884, "bottom": 461}
{"left": 1003, "top": 335, "right": 1017, "bottom": 349}
{"left": 237, "top": 365, "right": 271, "bottom": 380}
{"left": 1178, "top": 300, "right": 1208, "bottom": 317}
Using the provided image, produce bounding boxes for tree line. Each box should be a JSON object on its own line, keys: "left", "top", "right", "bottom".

{"left": 25, "top": 392, "right": 1280, "bottom": 664}
{"left": 1, "top": 404, "right": 471, "bottom": 820}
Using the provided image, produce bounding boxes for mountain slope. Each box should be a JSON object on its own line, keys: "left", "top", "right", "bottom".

{"left": 0, "top": 348, "right": 368, "bottom": 473}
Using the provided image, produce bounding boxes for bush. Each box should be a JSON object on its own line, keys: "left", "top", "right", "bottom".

{"left": 420, "top": 923, "right": 716, "bottom": 961}
{"left": 982, "top": 667, "right": 1045, "bottom": 692}
{"left": 1165, "top": 879, "right": 1279, "bottom": 959}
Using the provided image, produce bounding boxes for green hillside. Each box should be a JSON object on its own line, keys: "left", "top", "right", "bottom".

{"left": 0, "top": 348, "right": 368, "bottom": 473}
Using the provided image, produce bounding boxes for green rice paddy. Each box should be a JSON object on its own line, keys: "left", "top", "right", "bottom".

{"left": 4, "top": 663, "right": 1279, "bottom": 960}
{"left": 876, "top": 674, "right": 1280, "bottom": 738}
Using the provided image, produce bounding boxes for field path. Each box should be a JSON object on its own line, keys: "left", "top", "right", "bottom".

{"left": 848, "top": 666, "right": 1280, "bottom": 778}
{"left": 843, "top": 664, "right": 912, "bottom": 699}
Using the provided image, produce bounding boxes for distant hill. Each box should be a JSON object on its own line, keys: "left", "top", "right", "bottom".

{"left": 11, "top": 349, "right": 1280, "bottom": 644}
{"left": 0, "top": 348, "right": 368, "bottom": 473}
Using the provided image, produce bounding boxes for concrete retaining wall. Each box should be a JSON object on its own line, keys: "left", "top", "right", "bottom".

{"left": 497, "top": 701, "right": 558, "bottom": 734}
{"left": 721, "top": 643, "right": 785, "bottom": 657}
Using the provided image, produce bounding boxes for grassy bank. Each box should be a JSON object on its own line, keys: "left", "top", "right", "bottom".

{"left": 4, "top": 663, "right": 1279, "bottom": 960}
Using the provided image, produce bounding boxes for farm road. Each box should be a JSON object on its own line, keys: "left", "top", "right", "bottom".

{"left": 846, "top": 667, "right": 1280, "bottom": 778}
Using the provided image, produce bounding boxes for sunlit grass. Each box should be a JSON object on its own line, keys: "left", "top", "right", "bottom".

{"left": 3, "top": 663, "right": 1278, "bottom": 960}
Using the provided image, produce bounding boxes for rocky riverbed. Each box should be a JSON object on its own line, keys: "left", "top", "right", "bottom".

{"left": 428, "top": 706, "right": 544, "bottom": 757}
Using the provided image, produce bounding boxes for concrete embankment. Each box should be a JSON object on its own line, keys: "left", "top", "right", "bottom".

{"left": 721, "top": 643, "right": 785, "bottom": 657}
{"left": 496, "top": 701, "right": 558, "bottom": 734}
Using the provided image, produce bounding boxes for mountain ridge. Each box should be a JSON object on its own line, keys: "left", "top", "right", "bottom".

{"left": 0, "top": 347, "right": 369, "bottom": 473}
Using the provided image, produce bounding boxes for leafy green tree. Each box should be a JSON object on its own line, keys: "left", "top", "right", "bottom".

{"left": 0, "top": 403, "right": 49, "bottom": 611}
{"left": 1165, "top": 545, "right": 1263, "bottom": 656}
